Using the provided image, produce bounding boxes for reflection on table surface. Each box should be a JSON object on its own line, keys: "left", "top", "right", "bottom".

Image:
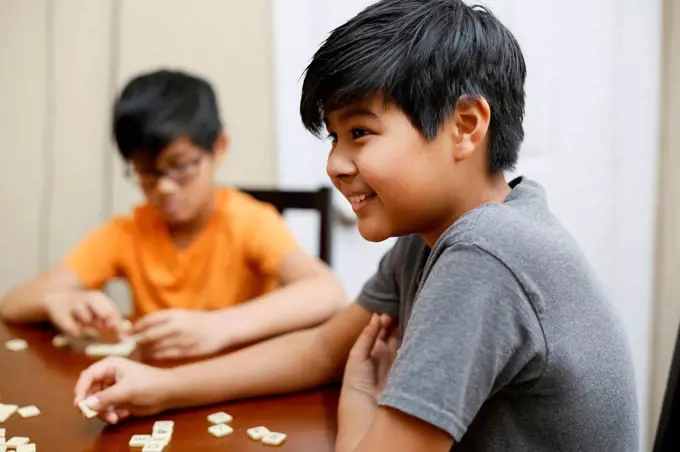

{"left": 0, "top": 322, "right": 338, "bottom": 451}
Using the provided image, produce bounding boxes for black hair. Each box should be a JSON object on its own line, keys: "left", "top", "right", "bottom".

{"left": 300, "top": 0, "right": 526, "bottom": 173}
{"left": 113, "top": 69, "right": 222, "bottom": 160}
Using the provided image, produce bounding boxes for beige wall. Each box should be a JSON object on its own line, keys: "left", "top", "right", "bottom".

{"left": 0, "top": 0, "right": 276, "bottom": 306}
{"left": 651, "top": 0, "right": 680, "bottom": 444}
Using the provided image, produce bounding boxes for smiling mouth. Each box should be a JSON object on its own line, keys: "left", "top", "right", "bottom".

{"left": 346, "top": 193, "right": 377, "bottom": 212}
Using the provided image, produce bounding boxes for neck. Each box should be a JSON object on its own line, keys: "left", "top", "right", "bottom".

{"left": 420, "top": 173, "right": 511, "bottom": 248}
{"left": 167, "top": 192, "right": 216, "bottom": 240}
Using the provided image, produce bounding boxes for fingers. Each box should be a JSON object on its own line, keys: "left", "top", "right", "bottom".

{"left": 73, "top": 357, "right": 123, "bottom": 403}
{"left": 380, "top": 314, "right": 398, "bottom": 337}
{"left": 86, "top": 293, "right": 123, "bottom": 329}
{"left": 387, "top": 328, "right": 400, "bottom": 358}
{"left": 71, "top": 299, "right": 93, "bottom": 326}
{"left": 136, "top": 322, "right": 179, "bottom": 346}
{"left": 102, "top": 406, "right": 131, "bottom": 424}
{"left": 349, "top": 313, "right": 382, "bottom": 360}
{"left": 66, "top": 292, "right": 122, "bottom": 338}
{"left": 84, "top": 382, "right": 132, "bottom": 415}
{"left": 54, "top": 310, "right": 83, "bottom": 338}
{"left": 376, "top": 314, "right": 394, "bottom": 343}
{"left": 379, "top": 313, "right": 393, "bottom": 329}
{"left": 133, "top": 311, "right": 172, "bottom": 334}
{"left": 141, "top": 337, "right": 183, "bottom": 360}
{"left": 372, "top": 315, "right": 397, "bottom": 351}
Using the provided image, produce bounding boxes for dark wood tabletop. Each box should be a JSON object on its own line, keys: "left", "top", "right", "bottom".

{"left": 0, "top": 322, "right": 339, "bottom": 451}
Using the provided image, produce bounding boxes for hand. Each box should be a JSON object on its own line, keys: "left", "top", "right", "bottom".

{"left": 133, "top": 309, "right": 228, "bottom": 360}
{"left": 342, "top": 313, "right": 400, "bottom": 403}
{"left": 44, "top": 290, "right": 124, "bottom": 339}
{"left": 73, "top": 356, "right": 174, "bottom": 424}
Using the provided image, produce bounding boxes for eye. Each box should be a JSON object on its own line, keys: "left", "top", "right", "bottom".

{"left": 136, "top": 167, "right": 157, "bottom": 176}
{"left": 169, "top": 159, "right": 195, "bottom": 171}
{"left": 351, "top": 128, "right": 370, "bottom": 140}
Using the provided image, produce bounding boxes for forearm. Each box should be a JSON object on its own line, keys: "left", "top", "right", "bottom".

{"left": 0, "top": 286, "right": 53, "bottom": 323}
{"left": 220, "top": 273, "right": 346, "bottom": 348}
{"left": 164, "top": 326, "right": 342, "bottom": 410}
{"left": 336, "top": 390, "right": 378, "bottom": 452}
{"left": 0, "top": 264, "right": 89, "bottom": 324}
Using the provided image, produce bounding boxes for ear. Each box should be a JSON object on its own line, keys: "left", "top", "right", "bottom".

{"left": 212, "top": 131, "right": 230, "bottom": 166}
{"left": 449, "top": 96, "right": 491, "bottom": 163}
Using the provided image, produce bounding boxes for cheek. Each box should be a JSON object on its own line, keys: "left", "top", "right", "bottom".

{"left": 177, "top": 174, "right": 213, "bottom": 213}
{"left": 359, "top": 153, "right": 419, "bottom": 201}
{"left": 188, "top": 175, "right": 214, "bottom": 201}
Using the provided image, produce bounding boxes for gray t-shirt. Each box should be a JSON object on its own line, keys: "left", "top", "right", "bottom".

{"left": 357, "top": 177, "right": 638, "bottom": 452}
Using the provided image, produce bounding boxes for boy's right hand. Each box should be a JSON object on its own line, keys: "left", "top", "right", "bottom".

{"left": 44, "top": 290, "right": 123, "bottom": 339}
{"left": 73, "top": 357, "right": 174, "bottom": 423}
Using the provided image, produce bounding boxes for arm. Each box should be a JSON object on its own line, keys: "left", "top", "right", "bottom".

{"left": 0, "top": 264, "right": 85, "bottom": 323}
{"left": 214, "top": 199, "right": 347, "bottom": 348}
{"left": 163, "top": 302, "right": 372, "bottom": 409}
{"left": 74, "top": 243, "right": 403, "bottom": 420}
{"left": 215, "top": 249, "right": 346, "bottom": 349}
{"left": 334, "top": 313, "right": 453, "bottom": 452}
{"left": 336, "top": 243, "right": 544, "bottom": 451}
{"left": 340, "top": 406, "right": 453, "bottom": 452}
{"left": 0, "top": 221, "right": 125, "bottom": 334}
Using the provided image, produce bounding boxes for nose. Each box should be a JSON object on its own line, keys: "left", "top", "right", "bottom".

{"left": 326, "top": 146, "right": 357, "bottom": 184}
{"left": 156, "top": 175, "right": 180, "bottom": 194}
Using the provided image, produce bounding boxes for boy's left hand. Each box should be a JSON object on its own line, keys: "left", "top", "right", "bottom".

{"left": 133, "top": 309, "right": 227, "bottom": 360}
{"left": 342, "top": 313, "right": 400, "bottom": 403}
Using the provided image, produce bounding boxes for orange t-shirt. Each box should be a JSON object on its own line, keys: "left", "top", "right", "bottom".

{"left": 64, "top": 187, "right": 299, "bottom": 317}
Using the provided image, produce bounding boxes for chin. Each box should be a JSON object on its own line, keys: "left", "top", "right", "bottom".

{"left": 160, "top": 210, "right": 191, "bottom": 225}
{"left": 356, "top": 220, "right": 393, "bottom": 243}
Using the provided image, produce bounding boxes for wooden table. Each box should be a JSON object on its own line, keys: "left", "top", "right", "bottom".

{"left": 0, "top": 322, "right": 339, "bottom": 451}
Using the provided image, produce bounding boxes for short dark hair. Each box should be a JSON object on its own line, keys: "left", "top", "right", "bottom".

{"left": 113, "top": 69, "right": 222, "bottom": 160}
{"left": 300, "top": 0, "right": 526, "bottom": 173}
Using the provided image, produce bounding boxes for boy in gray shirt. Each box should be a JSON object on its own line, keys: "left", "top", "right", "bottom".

{"left": 299, "top": 0, "right": 638, "bottom": 450}
{"left": 73, "top": 0, "right": 638, "bottom": 450}
{"left": 356, "top": 178, "right": 638, "bottom": 451}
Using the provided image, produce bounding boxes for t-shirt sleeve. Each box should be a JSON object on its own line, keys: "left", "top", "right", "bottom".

{"left": 244, "top": 203, "right": 301, "bottom": 278}
{"left": 62, "top": 220, "right": 127, "bottom": 290}
{"left": 379, "top": 242, "right": 545, "bottom": 441}
{"left": 356, "top": 241, "right": 402, "bottom": 316}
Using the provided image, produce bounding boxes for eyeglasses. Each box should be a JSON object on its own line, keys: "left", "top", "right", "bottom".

{"left": 125, "top": 155, "right": 205, "bottom": 188}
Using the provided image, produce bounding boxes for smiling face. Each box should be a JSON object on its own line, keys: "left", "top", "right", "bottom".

{"left": 325, "top": 95, "right": 495, "bottom": 244}
{"left": 325, "top": 97, "right": 450, "bottom": 243}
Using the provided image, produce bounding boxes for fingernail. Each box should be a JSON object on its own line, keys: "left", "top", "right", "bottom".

{"left": 85, "top": 396, "right": 100, "bottom": 410}
{"left": 106, "top": 412, "right": 118, "bottom": 424}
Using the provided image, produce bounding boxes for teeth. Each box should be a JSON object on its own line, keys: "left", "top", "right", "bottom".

{"left": 348, "top": 194, "right": 368, "bottom": 204}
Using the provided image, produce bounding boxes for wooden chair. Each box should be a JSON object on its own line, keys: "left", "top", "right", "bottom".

{"left": 653, "top": 321, "right": 680, "bottom": 451}
{"left": 240, "top": 186, "right": 333, "bottom": 265}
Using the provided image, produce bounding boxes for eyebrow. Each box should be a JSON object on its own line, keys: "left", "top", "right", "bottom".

{"left": 323, "top": 106, "right": 380, "bottom": 126}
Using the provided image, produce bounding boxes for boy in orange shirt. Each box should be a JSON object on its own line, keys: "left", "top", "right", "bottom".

{"left": 0, "top": 69, "right": 346, "bottom": 360}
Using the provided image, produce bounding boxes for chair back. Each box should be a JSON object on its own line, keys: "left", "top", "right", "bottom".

{"left": 241, "top": 186, "right": 333, "bottom": 265}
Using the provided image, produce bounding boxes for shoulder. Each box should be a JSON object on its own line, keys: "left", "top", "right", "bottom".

{"left": 217, "top": 187, "right": 282, "bottom": 220}
{"left": 214, "top": 188, "right": 299, "bottom": 252}
{"left": 91, "top": 215, "right": 136, "bottom": 238}
{"left": 437, "top": 178, "right": 579, "bottom": 266}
